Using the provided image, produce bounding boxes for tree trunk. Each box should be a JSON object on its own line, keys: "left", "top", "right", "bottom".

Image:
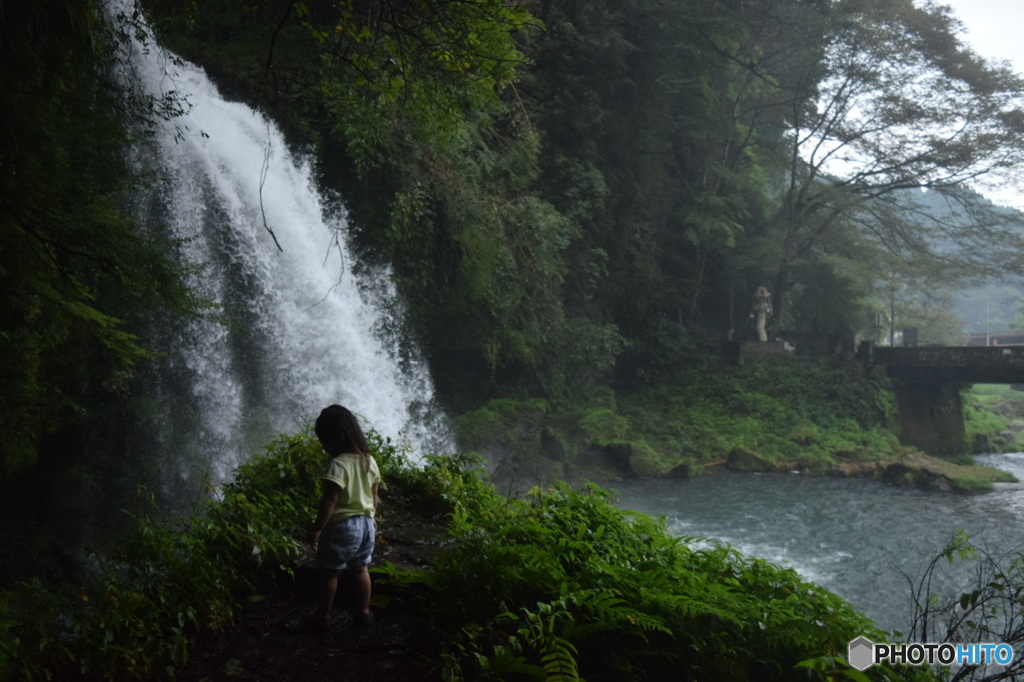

{"left": 771, "top": 264, "right": 790, "bottom": 332}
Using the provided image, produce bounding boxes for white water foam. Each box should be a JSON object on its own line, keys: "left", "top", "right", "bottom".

{"left": 118, "top": 7, "right": 451, "bottom": 488}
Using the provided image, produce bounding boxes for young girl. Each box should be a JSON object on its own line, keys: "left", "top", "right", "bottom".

{"left": 305, "top": 404, "right": 381, "bottom": 631}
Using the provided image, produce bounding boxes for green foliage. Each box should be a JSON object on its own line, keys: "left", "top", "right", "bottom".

{"left": 377, "top": 114, "right": 626, "bottom": 400}
{"left": 456, "top": 398, "right": 550, "bottom": 456}
{"left": 787, "top": 259, "right": 874, "bottom": 351}
{"left": 399, "top": 450, "right": 496, "bottom": 520}
{"left": 0, "top": 1, "right": 201, "bottom": 480}
{"left": 577, "top": 408, "right": 629, "bottom": 444}
{"left": 963, "top": 385, "right": 1024, "bottom": 453}
{"left": 1, "top": 425, "right": 938, "bottom": 681}
{"left": 290, "top": 0, "right": 538, "bottom": 168}
{"left": 453, "top": 358, "right": 906, "bottom": 481}
{"left": 388, "top": 481, "right": 901, "bottom": 681}
{"left": 949, "top": 472, "right": 1013, "bottom": 493}
{"left": 638, "top": 360, "right": 900, "bottom": 464}
{"left": 967, "top": 407, "right": 1010, "bottom": 449}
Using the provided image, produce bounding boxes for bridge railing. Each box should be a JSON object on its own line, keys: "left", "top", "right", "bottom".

{"left": 863, "top": 343, "right": 1024, "bottom": 384}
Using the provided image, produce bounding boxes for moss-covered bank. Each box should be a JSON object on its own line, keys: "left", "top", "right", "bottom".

{"left": 456, "top": 357, "right": 1020, "bottom": 493}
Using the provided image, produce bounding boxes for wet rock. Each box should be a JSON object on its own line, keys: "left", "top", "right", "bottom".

{"left": 664, "top": 462, "right": 695, "bottom": 479}
{"left": 583, "top": 443, "right": 634, "bottom": 476}
{"left": 826, "top": 461, "right": 881, "bottom": 478}
{"left": 881, "top": 459, "right": 954, "bottom": 492}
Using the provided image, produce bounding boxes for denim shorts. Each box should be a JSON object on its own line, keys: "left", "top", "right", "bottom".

{"left": 316, "top": 514, "right": 375, "bottom": 571}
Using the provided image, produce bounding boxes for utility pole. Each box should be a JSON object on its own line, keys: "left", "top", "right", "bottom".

{"left": 986, "top": 295, "right": 991, "bottom": 346}
{"left": 889, "top": 286, "right": 896, "bottom": 346}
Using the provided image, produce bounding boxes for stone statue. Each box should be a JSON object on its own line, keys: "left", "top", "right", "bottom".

{"left": 752, "top": 286, "right": 772, "bottom": 341}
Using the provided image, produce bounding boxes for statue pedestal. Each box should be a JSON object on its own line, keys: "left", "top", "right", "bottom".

{"left": 722, "top": 341, "right": 791, "bottom": 364}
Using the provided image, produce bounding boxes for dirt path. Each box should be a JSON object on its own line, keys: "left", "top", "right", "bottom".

{"left": 178, "top": 505, "right": 448, "bottom": 681}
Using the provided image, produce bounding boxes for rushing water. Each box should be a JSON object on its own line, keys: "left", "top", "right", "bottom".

{"left": 118, "top": 9, "right": 450, "bottom": 495}
{"left": 612, "top": 453, "right": 1024, "bottom": 635}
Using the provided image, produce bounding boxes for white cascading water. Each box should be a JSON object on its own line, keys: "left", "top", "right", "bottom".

{"left": 122, "top": 15, "right": 451, "bottom": 491}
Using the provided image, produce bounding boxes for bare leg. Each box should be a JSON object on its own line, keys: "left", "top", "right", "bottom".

{"left": 315, "top": 569, "right": 343, "bottom": 620}
{"left": 350, "top": 564, "right": 372, "bottom": 614}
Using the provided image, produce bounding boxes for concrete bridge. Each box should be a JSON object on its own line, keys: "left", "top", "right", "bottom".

{"left": 862, "top": 344, "right": 1024, "bottom": 457}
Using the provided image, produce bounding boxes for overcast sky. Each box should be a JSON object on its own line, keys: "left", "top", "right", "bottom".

{"left": 929, "top": 1, "right": 1024, "bottom": 207}
{"left": 938, "top": 0, "right": 1024, "bottom": 71}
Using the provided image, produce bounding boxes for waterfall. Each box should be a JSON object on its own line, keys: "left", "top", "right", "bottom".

{"left": 121, "top": 18, "right": 451, "bottom": 492}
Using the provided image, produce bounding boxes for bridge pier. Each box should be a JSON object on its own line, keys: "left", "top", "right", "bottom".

{"left": 863, "top": 343, "right": 1024, "bottom": 457}
{"left": 891, "top": 380, "right": 967, "bottom": 458}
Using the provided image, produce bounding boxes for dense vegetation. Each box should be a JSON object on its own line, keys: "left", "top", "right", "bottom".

{"left": 456, "top": 356, "right": 900, "bottom": 479}
{"left": 4, "top": 0, "right": 1024, "bottom": 481}
{"left": 132, "top": 0, "right": 1024, "bottom": 409}
{"left": 5, "top": 0, "right": 1024, "bottom": 678}
{"left": 0, "top": 430, "right": 921, "bottom": 681}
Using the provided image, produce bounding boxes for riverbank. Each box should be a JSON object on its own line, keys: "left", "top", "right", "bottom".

{"left": 459, "top": 360, "right": 1024, "bottom": 494}
{"left": 487, "top": 444, "right": 1018, "bottom": 496}
{"left": 719, "top": 447, "right": 1018, "bottom": 493}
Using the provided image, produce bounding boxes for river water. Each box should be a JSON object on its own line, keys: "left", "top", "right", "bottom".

{"left": 612, "top": 453, "right": 1024, "bottom": 635}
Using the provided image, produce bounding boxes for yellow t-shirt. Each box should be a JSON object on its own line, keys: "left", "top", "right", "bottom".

{"left": 322, "top": 452, "right": 381, "bottom": 523}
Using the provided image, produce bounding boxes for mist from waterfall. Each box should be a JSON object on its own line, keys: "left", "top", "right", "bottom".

{"left": 121, "top": 22, "right": 452, "bottom": 495}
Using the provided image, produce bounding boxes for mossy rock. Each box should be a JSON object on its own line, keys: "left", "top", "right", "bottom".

{"left": 579, "top": 440, "right": 665, "bottom": 478}
{"left": 582, "top": 443, "right": 633, "bottom": 476}
{"left": 540, "top": 427, "right": 568, "bottom": 462}
{"left": 490, "top": 452, "right": 566, "bottom": 489}
{"left": 627, "top": 441, "right": 664, "bottom": 478}
{"left": 825, "top": 460, "right": 883, "bottom": 478}
{"left": 881, "top": 461, "right": 952, "bottom": 491}
{"left": 726, "top": 447, "right": 773, "bottom": 473}
{"left": 663, "top": 461, "right": 697, "bottom": 479}
{"left": 879, "top": 452, "right": 1017, "bottom": 493}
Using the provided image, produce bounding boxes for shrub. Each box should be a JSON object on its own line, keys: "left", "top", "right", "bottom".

{"left": 578, "top": 408, "right": 630, "bottom": 444}
{"left": 456, "top": 398, "right": 550, "bottom": 456}
{"left": 384, "top": 480, "right": 909, "bottom": 681}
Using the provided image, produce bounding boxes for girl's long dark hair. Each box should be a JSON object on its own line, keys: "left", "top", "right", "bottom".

{"left": 314, "top": 404, "right": 370, "bottom": 459}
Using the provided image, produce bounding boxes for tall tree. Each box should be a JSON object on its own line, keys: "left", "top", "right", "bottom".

{"left": 522, "top": 0, "right": 765, "bottom": 356}
{"left": 724, "top": 0, "right": 1024, "bottom": 328}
